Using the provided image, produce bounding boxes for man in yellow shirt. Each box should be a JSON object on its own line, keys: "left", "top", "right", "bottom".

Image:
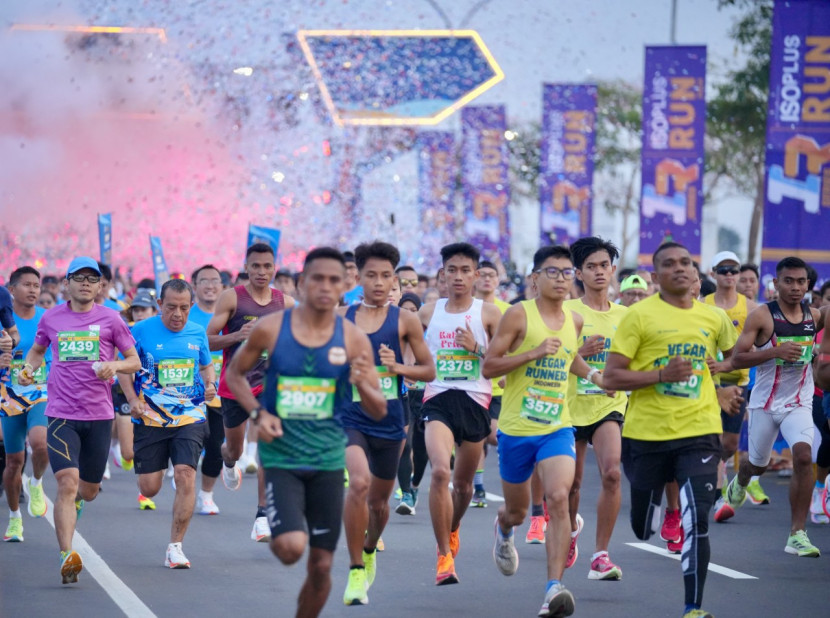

{"left": 604, "top": 242, "right": 737, "bottom": 618}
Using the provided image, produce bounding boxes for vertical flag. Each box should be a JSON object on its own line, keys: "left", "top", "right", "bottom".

{"left": 417, "top": 132, "right": 456, "bottom": 270}
{"left": 98, "top": 213, "right": 112, "bottom": 266}
{"left": 639, "top": 46, "right": 707, "bottom": 264}
{"left": 247, "top": 225, "right": 282, "bottom": 257}
{"left": 149, "top": 236, "right": 170, "bottom": 296}
{"left": 539, "top": 84, "right": 597, "bottom": 246}
{"left": 461, "top": 106, "right": 511, "bottom": 261}
{"left": 761, "top": 0, "right": 830, "bottom": 284}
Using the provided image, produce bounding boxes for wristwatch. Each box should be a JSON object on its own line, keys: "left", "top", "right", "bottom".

{"left": 249, "top": 406, "right": 266, "bottom": 421}
{"left": 586, "top": 367, "right": 600, "bottom": 382}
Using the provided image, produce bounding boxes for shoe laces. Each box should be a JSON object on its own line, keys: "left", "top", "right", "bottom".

{"left": 591, "top": 553, "right": 613, "bottom": 570}
{"left": 437, "top": 553, "right": 454, "bottom": 573}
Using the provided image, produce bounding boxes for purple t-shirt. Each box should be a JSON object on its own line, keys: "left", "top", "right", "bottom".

{"left": 34, "top": 302, "right": 135, "bottom": 421}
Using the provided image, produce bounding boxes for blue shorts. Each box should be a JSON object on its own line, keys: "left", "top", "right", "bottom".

{"left": 0, "top": 402, "right": 48, "bottom": 453}
{"left": 823, "top": 393, "right": 830, "bottom": 422}
{"left": 497, "top": 428, "right": 576, "bottom": 484}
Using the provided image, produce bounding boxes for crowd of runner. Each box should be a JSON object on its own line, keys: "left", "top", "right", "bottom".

{"left": 1, "top": 238, "right": 829, "bottom": 618}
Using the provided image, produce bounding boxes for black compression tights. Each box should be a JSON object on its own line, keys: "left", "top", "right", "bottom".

{"left": 411, "top": 421, "right": 429, "bottom": 488}
{"left": 397, "top": 431, "right": 413, "bottom": 492}
{"left": 201, "top": 407, "right": 225, "bottom": 479}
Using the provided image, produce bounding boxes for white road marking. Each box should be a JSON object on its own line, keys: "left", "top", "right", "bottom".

{"left": 447, "top": 482, "right": 505, "bottom": 502}
{"left": 626, "top": 542, "right": 758, "bottom": 580}
{"left": 24, "top": 475, "right": 158, "bottom": 617}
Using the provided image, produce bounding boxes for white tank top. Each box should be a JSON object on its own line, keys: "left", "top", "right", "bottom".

{"left": 424, "top": 298, "right": 492, "bottom": 408}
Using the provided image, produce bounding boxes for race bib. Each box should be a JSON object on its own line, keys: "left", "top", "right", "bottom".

{"left": 353, "top": 366, "right": 398, "bottom": 402}
{"left": 158, "top": 359, "right": 195, "bottom": 388}
{"left": 58, "top": 331, "right": 100, "bottom": 362}
{"left": 775, "top": 336, "right": 814, "bottom": 366}
{"left": 655, "top": 357, "right": 705, "bottom": 399}
{"left": 436, "top": 349, "right": 479, "bottom": 381}
{"left": 11, "top": 360, "right": 47, "bottom": 386}
{"left": 211, "top": 353, "right": 223, "bottom": 375}
{"left": 576, "top": 360, "right": 604, "bottom": 396}
{"left": 520, "top": 386, "right": 565, "bottom": 425}
{"left": 277, "top": 376, "right": 335, "bottom": 421}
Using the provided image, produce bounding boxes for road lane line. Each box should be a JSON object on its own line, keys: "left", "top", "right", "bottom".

{"left": 626, "top": 542, "right": 758, "bottom": 580}
{"left": 447, "top": 482, "right": 505, "bottom": 502}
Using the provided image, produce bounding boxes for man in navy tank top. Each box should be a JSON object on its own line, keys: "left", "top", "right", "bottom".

{"left": 224, "top": 247, "right": 386, "bottom": 618}
{"left": 207, "top": 243, "right": 295, "bottom": 542}
{"left": 338, "top": 241, "right": 435, "bottom": 605}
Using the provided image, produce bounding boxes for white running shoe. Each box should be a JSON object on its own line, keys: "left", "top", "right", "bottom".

{"left": 251, "top": 516, "right": 270, "bottom": 542}
{"left": 222, "top": 464, "right": 242, "bottom": 491}
{"left": 165, "top": 542, "right": 191, "bottom": 569}
{"left": 103, "top": 461, "right": 111, "bottom": 480}
{"left": 197, "top": 492, "right": 220, "bottom": 516}
{"left": 810, "top": 487, "right": 829, "bottom": 524}
{"left": 493, "top": 517, "right": 519, "bottom": 576}
{"left": 245, "top": 457, "right": 259, "bottom": 475}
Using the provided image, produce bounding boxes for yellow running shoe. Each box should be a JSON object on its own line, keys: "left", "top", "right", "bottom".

{"left": 4, "top": 517, "right": 23, "bottom": 542}
{"left": 363, "top": 550, "right": 377, "bottom": 587}
{"left": 120, "top": 457, "right": 134, "bottom": 472}
{"left": 28, "top": 479, "right": 47, "bottom": 518}
{"left": 138, "top": 494, "right": 156, "bottom": 510}
{"left": 343, "top": 567, "right": 368, "bottom": 605}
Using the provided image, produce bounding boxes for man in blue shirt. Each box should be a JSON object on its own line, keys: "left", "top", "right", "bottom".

{"left": 117, "top": 279, "right": 216, "bottom": 569}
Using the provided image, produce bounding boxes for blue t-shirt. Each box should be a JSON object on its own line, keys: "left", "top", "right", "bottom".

{"left": 343, "top": 285, "right": 364, "bottom": 306}
{"left": 0, "top": 287, "right": 15, "bottom": 330}
{"left": 130, "top": 316, "right": 212, "bottom": 427}
{"left": 187, "top": 303, "right": 223, "bottom": 377}
{"left": 1, "top": 307, "right": 51, "bottom": 414}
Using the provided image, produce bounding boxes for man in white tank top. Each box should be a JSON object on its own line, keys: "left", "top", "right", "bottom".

{"left": 418, "top": 243, "right": 502, "bottom": 586}
{"left": 725, "top": 257, "right": 826, "bottom": 557}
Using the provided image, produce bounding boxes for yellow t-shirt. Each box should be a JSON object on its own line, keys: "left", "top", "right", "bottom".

{"left": 500, "top": 300, "right": 578, "bottom": 436}
{"left": 564, "top": 299, "right": 629, "bottom": 426}
{"left": 610, "top": 294, "right": 737, "bottom": 441}
{"left": 491, "top": 298, "right": 511, "bottom": 397}
{"left": 702, "top": 293, "right": 749, "bottom": 386}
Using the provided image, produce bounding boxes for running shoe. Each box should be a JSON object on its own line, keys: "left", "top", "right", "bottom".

{"left": 251, "top": 516, "right": 270, "bottom": 542}
{"left": 120, "top": 457, "right": 134, "bottom": 472}
{"left": 411, "top": 485, "right": 419, "bottom": 508}
{"left": 394, "top": 487, "right": 402, "bottom": 500}
{"left": 660, "top": 508, "right": 681, "bottom": 542}
{"left": 244, "top": 456, "right": 258, "bottom": 475}
{"left": 222, "top": 463, "right": 242, "bottom": 491}
{"left": 667, "top": 528, "right": 685, "bottom": 554}
{"left": 363, "top": 550, "right": 377, "bottom": 587}
{"left": 682, "top": 610, "right": 714, "bottom": 618}
{"left": 376, "top": 537, "right": 385, "bottom": 552}
{"left": 197, "top": 492, "right": 220, "bottom": 516}
{"left": 395, "top": 490, "right": 416, "bottom": 515}
{"left": 785, "top": 529, "right": 820, "bottom": 557}
{"left": 165, "top": 542, "right": 191, "bottom": 569}
{"left": 810, "top": 487, "right": 829, "bottom": 524}
{"left": 823, "top": 477, "right": 830, "bottom": 518}
{"left": 111, "top": 445, "right": 122, "bottom": 466}
{"left": 538, "top": 582, "right": 575, "bottom": 617}
{"left": 449, "top": 527, "right": 460, "bottom": 558}
{"left": 471, "top": 488, "right": 488, "bottom": 508}
{"left": 60, "top": 550, "right": 83, "bottom": 584}
{"left": 746, "top": 478, "right": 770, "bottom": 505}
{"left": 435, "top": 552, "right": 458, "bottom": 586}
{"left": 493, "top": 517, "right": 519, "bottom": 576}
{"left": 713, "top": 496, "right": 733, "bottom": 523}
{"left": 3, "top": 517, "right": 23, "bottom": 542}
{"left": 525, "top": 515, "right": 546, "bottom": 544}
{"left": 565, "top": 513, "right": 583, "bottom": 569}
{"left": 75, "top": 499, "right": 85, "bottom": 520}
{"left": 138, "top": 494, "right": 156, "bottom": 510}
{"left": 343, "top": 567, "right": 369, "bottom": 605}
{"left": 588, "top": 552, "right": 622, "bottom": 580}
{"left": 103, "top": 461, "right": 111, "bottom": 480}
{"left": 27, "top": 479, "right": 47, "bottom": 518}
{"left": 344, "top": 468, "right": 349, "bottom": 488}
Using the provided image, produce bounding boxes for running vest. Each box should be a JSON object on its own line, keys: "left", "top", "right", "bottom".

{"left": 703, "top": 293, "right": 750, "bottom": 386}
{"left": 424, "top": 298, "right": 491, "bottom": 408}
{"left": 749, "top": 300, "right": 815, "bottom": 411}
{"left": 340, "top": 304, "right": 406, "bottom": 440}
{"left": 259, "top": 309, "right": 352, "bottom": 470}
{"left": 500, "top": 300, "right": 578, "bottom": 436}
{"left": 217, "top": 285, "right": 285, "bottom": 398}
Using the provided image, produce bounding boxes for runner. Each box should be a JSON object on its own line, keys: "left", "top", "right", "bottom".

{"left": 395, "top": 265, "right": 420, "bottom": 297}
{"left": 737, "top": 264, "right": 761, "bottom": 301}
{"left": 17, "top": 256, "right": 139, "bottom": 584}
{"left": 618, "top": 274, "right": 650, "bottom": 307}
{"left": 207, "top": 243, "right": 294, "bottom": 541}
{"left": 225, "top": 247, "right": 386, "bottom": 618}
{"left": 2, "top": 267, "right": 50, "bottom": 543}
{"left": 603, "top": 242, "right": 737, "bottom": 618}
{"left": 720, "top": 257, "right": 825, "bottom": 557}
{"left": 116, "top": 279, "right": 215, "bottom": 567}
{"left": 339, "top": 241, "right": 435, "bottom": 605}
{"left": 564, "top": 237, "right": 627, "bottom": 579}
{"left": 418, "top": 242, "right": 502, "bottom": 585}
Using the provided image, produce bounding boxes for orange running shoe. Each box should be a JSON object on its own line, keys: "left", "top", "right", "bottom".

{"left": 449, "top": 527, "right": 460, "bottom": 558}
{"left": 435, "top": 552, "right": 459, "bottom": 586}
{"left": 525, "top": 515, "right": 547, "bottom": 544}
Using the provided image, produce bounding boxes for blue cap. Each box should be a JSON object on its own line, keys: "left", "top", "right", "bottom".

{"left": 66, "top": 257, "right": 102, "bottom": 278}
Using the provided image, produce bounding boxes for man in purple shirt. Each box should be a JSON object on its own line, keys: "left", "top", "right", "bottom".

{"left": 18, "top": 256, "right": 139, "bottom": 585}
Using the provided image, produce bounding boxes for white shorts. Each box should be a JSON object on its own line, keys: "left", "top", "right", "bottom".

{"left": 747, "top": 406, "right": 814, "bottom": 467}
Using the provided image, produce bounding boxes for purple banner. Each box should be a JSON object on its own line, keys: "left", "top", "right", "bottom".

{"left": 539, "top": 84, "right": 597, "bottom": 246}
{"left": 417, "top": 132, "right": 457, "bottom": 270}
{"left": 461, "top": 106, "right": 511, "bottom": 261}
{"left": 639, "top": 46, "right": 706, "bottom": 264}
{"left": 761, "top": 0, "right": 830, "bottom": 286}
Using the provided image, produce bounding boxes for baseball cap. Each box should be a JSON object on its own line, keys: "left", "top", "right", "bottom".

{"left": 620, "top": 274, "right": 649, "bottom": 292}
{"left": 711, "top": 251, "right": 740, "bottom": 270}
{"left": 130, "top": 290, "right": 156, "bottom": 308}
{"left": 66, "top": 257, "right": 102, "bottom": 278}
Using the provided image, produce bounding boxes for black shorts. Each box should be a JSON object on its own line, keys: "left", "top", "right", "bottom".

{"left": 112, "top": 386, "right": 131, "bottom": 416}
{"left": 488, "top": 395, "right": 502, "bottom": 420}
{"left": 220, "top": 397, "right": 250, "bottom": 429}
{"left": 720, "top": 385, "right": 748, "bottom": 434}
{"left": 406, "top": 389, "right": 424, "bottom": 422}
{"left": 46, "top": 417, "right": 113, "bottom": 483}
{"left": 421, "top": 390, "right": 491, "bottom": 446}
{"left": 133, "top": 423, "right": 206, "bottom": 473}
{"left": 574, "top": 411, "right": 625, "bottom": 445}
{"left": 345, "top": 428, "right": 404, "bottom": 481}
{"left": 622, "top": 434, "right": 721, "bottom": 491}
{"left": 264, "top": 467, "right": 344, "bottom": 552}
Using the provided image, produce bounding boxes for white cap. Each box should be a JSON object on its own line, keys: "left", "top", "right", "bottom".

{"left": 525, "top": 263, "right": 535, "bottom": 277}
{"left": 711, "top": 251, "right": 740, "bottom": 270}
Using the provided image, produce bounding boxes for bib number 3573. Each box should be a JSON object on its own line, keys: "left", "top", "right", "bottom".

{"left": 58, "top": 331, "right": 100, "bottom": 362}
{"left": 520, "top": 387, "right": 565, "bottom": 426}
{"left": 277, "top": 376, "right": 335, "bottom": 421}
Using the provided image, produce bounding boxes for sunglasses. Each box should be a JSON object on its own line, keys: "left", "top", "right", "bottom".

{"left": 69, "top": 274, "right": 101, "bottom": 284}
{"left": 535, "top": 267, "right": 576, "bottom": 280}
{"left": 398, "top": 278, "right": 418, "bottom": 287}
{"left": 715, "top": 266, "right": 739, "bottom": 276}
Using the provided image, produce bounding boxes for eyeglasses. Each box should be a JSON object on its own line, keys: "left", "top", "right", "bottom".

{"left": 69, "top": 274, "right": 101, "bottom": 284}
{"left": 536, "top": 267, "right": 576, "bottom": 280}
{"left": 478, "top": 272, "right": 498, "bottom": 279}
{"left": 399, "top": 278, "right": 418, "bottom": 287}
{"left": 197, "top": 278, "right": 222, "bottom": 286}
{"left": 715, "top": 266, "right": 739, "bottom": 276}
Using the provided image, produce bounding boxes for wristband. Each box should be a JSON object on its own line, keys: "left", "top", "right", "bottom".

{"left": 23, "top": 363, "right": 34, "bottom": 373}
{"left": 586, "top": 367, "right": 600, "bottom": 382}
{"left": 474, "top": 344, "right": 486, "bottom": 358}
